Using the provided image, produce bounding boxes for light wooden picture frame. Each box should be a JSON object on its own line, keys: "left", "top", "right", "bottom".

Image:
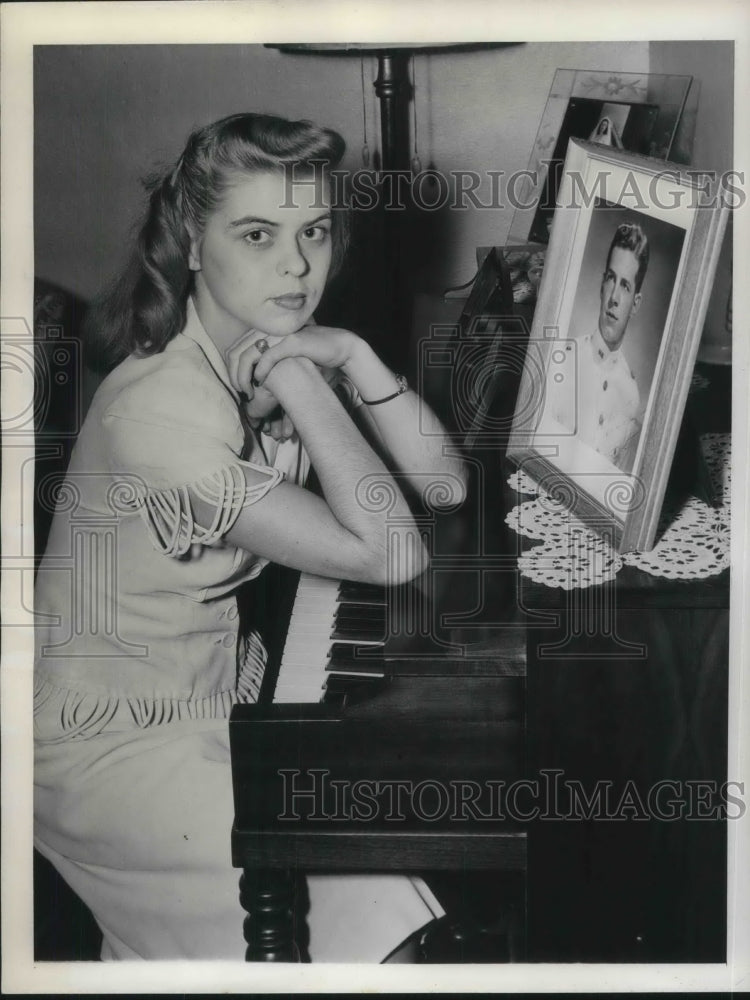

{"left": 507, "top": 139, "right": 730, "bottom": 553}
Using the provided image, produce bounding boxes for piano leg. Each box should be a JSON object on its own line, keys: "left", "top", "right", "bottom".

{"left": 239, "top": 868, "right": 308, "bottom": 962}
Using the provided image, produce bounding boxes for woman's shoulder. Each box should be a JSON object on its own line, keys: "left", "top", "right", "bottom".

{"left": 97, "top": 335, "right": 237, "bottom": 431}
{"left": 92, "top": 334, "right": 247, "bottom": 491}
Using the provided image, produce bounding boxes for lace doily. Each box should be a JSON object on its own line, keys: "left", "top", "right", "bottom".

{"left": 506, "top": 433, "right": 730, "bottom": 589}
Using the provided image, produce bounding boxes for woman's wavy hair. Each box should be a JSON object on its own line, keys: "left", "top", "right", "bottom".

{"left": 86, "top": 113, "right": 348, "bottom": 372}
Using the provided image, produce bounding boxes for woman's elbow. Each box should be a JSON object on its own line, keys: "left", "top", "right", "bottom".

{"left": 389, "top": 535, "right": 430, "bottom": 585}
{"left": 424, "top": 462, "right": 470, "bottom": 511}
{"left": 358, "top": 532, "right": 430, "bottom": 587}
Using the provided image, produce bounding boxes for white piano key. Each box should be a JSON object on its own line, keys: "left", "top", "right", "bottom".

{"left": 271, "top": 572, "right": 386, "bottom": 704}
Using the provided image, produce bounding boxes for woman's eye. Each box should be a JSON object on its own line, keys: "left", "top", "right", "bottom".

{"left": 301, "top": 225, "right": 330, "bottom": 242}
{"left": 243, "top": 230, "right": 271, "bottom": 246}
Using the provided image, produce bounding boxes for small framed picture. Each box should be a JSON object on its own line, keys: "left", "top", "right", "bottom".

{"left": 507, "top": 139, "right": 730, "bottom": 552}
{"left": 507, "top": 69, "right": 694, "bottom": 247}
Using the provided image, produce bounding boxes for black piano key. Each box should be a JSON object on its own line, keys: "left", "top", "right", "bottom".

{"left": 327, "top": 642, "right": 384, "bottom": 668}
{"left": 331, "top": 622, "right": 386, "bottom": 641}
{"left": 325, "top": 657, "right": 385, "bottom": 675}
{"left": 336, "top": 593, "right": 388, "bottom": 609}
{"left": 337, "top": 582, "right": 387, "bottom": 604}
{"left": 333, "top": 606, "right": 387, "bottom": 627}
{"left": 326, "top": 637, "right": 385, "bottom": 648}
{"left": 333, "top": 602, "right": 387, "bottom": 617}
{"left": 332, "top": 621, "right": 386, "bottom": 638}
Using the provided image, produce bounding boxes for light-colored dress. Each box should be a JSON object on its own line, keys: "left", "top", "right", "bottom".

{"left": 33, "top": 299, "right": 442, "bottom": 961}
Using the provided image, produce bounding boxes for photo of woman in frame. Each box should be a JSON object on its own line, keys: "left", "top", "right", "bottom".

{"left": 528, "top": 99, "right": 660, "bottom": 243}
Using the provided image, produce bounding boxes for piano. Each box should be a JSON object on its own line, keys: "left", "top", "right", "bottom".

{"left": 231, "top": 524, "right": 730, "bottom": 965}
{"left": 230, "top": 560, "right": 529, "bottom": 962}
{"left": 230, "top": 292, "right": 731, "bottom": 964}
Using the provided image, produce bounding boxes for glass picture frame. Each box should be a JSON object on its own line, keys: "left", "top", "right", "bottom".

{"left": 507, "top": 69, "right": 695, "bottom": 247}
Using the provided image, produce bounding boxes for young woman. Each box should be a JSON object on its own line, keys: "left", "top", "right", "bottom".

{"left": 33, "top": 113, "right": 467, "bottom": 961}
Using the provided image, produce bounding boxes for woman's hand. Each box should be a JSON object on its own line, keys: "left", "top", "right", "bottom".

{"left": 246, "top": 405, "right": 296, "bottom": 442}
{"left": 226, "top": 329, "right": 286, "bottom": 400}
{"left": 227, "top": 329, "right": 291, "bottom": 434}
{"left": 244, "top": 365, "right": 343, "bottom": 443}
{"left": 241, "top": 381, "right": 282, "bottom": 421}
{"left": 228, "top": 328, "right": 343, "bottom": 444}
{"left": 251, "top": 326, "right": 362, "bottom": 386}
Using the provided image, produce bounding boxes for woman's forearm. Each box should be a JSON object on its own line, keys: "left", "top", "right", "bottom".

{"left": 342, "top": 338, "right": 468, "bottom": 504}
{"left": 264, "top": 356, "right": 428, "bottom": 578}
{"left": 244, "top": 326, "right": 467, "bottom": 506}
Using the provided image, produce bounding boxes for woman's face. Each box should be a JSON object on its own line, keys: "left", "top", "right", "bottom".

{"left": 189, "top": 169, "right": 333, "bottom": 353}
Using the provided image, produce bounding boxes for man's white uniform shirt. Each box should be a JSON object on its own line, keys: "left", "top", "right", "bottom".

{"left": 545, "top": 327, "right": 641, "bottom": 471}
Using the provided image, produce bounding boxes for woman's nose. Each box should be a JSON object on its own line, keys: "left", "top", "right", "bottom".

{"left": 276, "top": 241, "right": 309, "bottom": 278}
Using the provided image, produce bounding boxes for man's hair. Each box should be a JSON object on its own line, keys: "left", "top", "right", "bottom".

{"left": 606, "top": 222, "right": 649, "bottom": 293}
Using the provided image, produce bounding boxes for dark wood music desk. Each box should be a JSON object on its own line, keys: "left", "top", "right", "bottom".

{"left": 230, "top": 363, "right": 730, "bottom": 964}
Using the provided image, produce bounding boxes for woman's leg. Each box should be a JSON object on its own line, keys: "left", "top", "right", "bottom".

{"left": 34, "top": 719, "right": 440, "bottom": 961}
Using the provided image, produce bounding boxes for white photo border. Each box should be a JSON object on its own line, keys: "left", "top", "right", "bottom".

{"left": 2, "top": 1, "right": 749, "bottom": 995}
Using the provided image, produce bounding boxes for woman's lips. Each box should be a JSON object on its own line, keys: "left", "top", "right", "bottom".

{"left": 271, "top": 293, "right": 307, "bottom": 311}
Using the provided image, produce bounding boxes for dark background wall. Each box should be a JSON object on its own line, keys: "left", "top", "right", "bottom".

{"left": 34, "top": 42, "right": 658, "bottom": 299}
{"left": 33, "top": 41, "right": 733, "bottom": 405}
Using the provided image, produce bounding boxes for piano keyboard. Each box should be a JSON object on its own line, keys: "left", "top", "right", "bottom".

{"left": 271, "top": 573, "right": 388, "bottom": 704}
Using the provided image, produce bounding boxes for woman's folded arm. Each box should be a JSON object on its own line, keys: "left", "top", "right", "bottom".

{"left": 191, "top": 357, "right": 429, "bottom": 585}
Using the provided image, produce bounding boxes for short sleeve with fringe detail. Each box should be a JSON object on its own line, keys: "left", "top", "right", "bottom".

{"left": 102, "top": 350, "right": 283, "bottom": 558}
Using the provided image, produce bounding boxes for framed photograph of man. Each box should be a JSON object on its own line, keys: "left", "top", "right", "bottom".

{"left": 507, "top": 139, "right": 730, "bottom": 553}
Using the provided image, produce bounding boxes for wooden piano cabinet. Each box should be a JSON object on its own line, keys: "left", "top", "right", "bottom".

{"left": 230, "top": 569, "right": 729, "bottom": 964}
{"left": 519, "top": 361, "right": 732, "bottom": 963}
{"left": 230, "top": 673, "right": 527, "bottom": 962}
{"left": 523, "top": 572, "right": 729, "bottom": 962}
